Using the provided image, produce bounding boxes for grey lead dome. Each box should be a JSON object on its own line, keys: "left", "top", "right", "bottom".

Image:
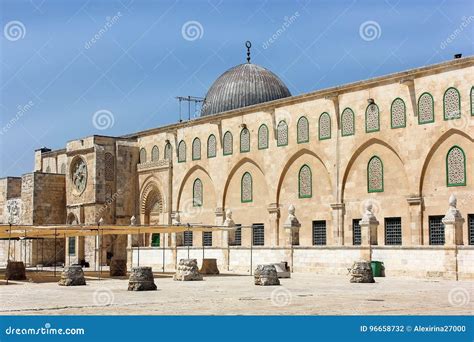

{"left": 201, "top": 63, "right": 291, "bottom": 117}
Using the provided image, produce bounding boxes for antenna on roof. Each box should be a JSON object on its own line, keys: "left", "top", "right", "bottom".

{"left": 246, "top": 41, "right": 252, "bottom": 63}
{"left": 175, "top": 96, "right": 205, "bottom": 121}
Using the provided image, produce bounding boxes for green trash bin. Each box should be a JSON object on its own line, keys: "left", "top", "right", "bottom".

{"left": 371, "top": 261, "right": 383, "bottom": 277}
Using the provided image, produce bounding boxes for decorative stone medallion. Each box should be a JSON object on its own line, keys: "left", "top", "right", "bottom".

{"left": 71, "top": 157, "right": 87, "bottom": 195}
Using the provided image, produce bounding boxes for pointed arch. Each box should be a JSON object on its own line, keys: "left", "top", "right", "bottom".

{"left": 151, "top": 145, "right": 159, "bottom": 161}
{"left": 418, "top": 92, "right": 434, "bottom": 124}
{"left": 164, "top": 142, "right": 172, "bottom": 160}
{"left": 139, "top": 148, "right": 147, "bottom": 163}
{"left": 193, "top": 178, "right": 203, "bottom": 206}
{"left": 391, "top": 98, "right": 406, "bottom": 128}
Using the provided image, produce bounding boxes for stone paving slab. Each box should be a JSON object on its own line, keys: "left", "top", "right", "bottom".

{"left": 0, "top": 273, "right": 472, "bottom": 315}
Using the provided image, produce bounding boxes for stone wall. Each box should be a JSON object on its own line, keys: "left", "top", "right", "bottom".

{"left": 0, "top": 177, "right": 22, "bottom": 223}
{"left": 132, "top": 245, "right": 474, "bottom": 280}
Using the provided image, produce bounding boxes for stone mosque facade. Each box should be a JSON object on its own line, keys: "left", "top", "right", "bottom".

{"left": 1, "top": 54, "right": 473, "bottom": 280}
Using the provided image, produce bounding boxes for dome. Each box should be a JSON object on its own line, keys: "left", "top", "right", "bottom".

{"left": 201, "top": 63, "right": 291, "bottom": 116}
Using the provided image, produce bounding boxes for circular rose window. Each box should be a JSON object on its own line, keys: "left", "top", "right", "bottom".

{"left": 70, "top": 157, "right": 87, "bottom": 195}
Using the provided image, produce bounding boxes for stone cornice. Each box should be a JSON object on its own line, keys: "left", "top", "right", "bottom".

{"left": 137, "top": 159, "right": 170, "bottom": 172}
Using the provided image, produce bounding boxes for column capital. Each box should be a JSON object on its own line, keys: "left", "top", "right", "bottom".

{"left": 267, "top": 203, "right": 280, "bottom": 216}
{"left": 330, "top": 203, "right": 345, "bottom": 210}
{"left": 406, "top": 196, "right": 423, "bottom": 206}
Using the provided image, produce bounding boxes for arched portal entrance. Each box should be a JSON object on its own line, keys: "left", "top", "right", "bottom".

{"left": 141, "top": 183, "right": 164, "bottom": 246}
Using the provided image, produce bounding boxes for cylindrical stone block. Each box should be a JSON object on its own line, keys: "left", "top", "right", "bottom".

{"left": 58, "top": 265, "right": 86, "bottom": 286}
{"left": 5, "top": 261, "right": 27, "bottom": 281}
{"left": 128, "top": 266, "right": 157, "bottom": 291}
{"left": 110, "top": 259, "right": 127, "bottom": 277}
{"left": 254, "top": 264, "right": 280, "bottom": 286}
{"left": 349, "top": 261, "right": 375, "bottom": 283}
{"left": 199, "top": 258, "right": 220, "bottom": 275}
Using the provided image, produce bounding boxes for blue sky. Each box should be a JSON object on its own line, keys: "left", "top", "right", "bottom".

{"left": 0, "top": 0, "right": 473, "bottom": 177}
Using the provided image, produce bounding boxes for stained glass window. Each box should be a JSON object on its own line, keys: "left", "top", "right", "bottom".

{"left": 391, "top": 98, "right": 406, "bottom": 128}
{"left": 240, "top": 128, "right": 250, "bottom": 152}
{"left": 207, "top": 134, "right": 216, "bottom": 158}
{"left": 178, "top": 140, "right": 186, "bottom": 162}
{"left": 241, "top": 172, "right": 252, "bottom": 203}
{"left": 298, "top": 164, "right": 312, "bottom": 198}
{"left": 365, "top": 104, "right": 380, "bottom": 133}
{"left": 446, "top": 146, "right": 466, "bottom": 186}
{"left": 258, "top": 124, "right": 269, "bottom": 149}
{"left": 319, "top": 112, "right": 331, "bottom": 140}
{"left": 341, "top": 108, "right": 355, "bottom": 136}
{"left": 192, "top": 138, "right": 201, "bottom": 160}
{"left": 151, "top": 146, "right": 159, "bottom": 161}
{"left": 367, "top": 156, "right": 383, "bottom": 193}
{"left": 104, "top": 152, "right": 114, "bottom": 181}
{"left": 297, "top": 116, "right": 309, "bottom": 143}
{"left": 139, "top": 148, "right": 147, "bottom": 163}
{"left": 223, "top": 131, "right": 233, "bottom": 155}
{"left": 418, "top": 93, "right": 434, "bottom": 124}
{"left": 164, "top": 143, "right": 172, "bottom": 160}
{"left": 193, "top": 178, "right": 203, "bottom": 206}
{"left": 443, "top": 87, "right": 461, "bottom": 120}
{"left": 277, "top": 121, "right": 288, "bottom": 146}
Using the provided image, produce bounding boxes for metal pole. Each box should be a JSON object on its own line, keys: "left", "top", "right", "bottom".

{"left": 162, "top": 233, "right": 165, "bottom": 273}
{"left": 94, "top": 228, "right": 98, "bottom": 273}
{"left": 24, "top": 229, "right": 27, "bottom": 266}
{"left": 250, "top": 226, "right": 253, "bottom": 276}
{"left": 41, "top": 238, "right": 44, "bottom": 267}
{"left": 187, "top": 227, "right": 190, "bottom": 259}
{"left": 6, "top": 224, "right": 12, "bottom": 285}
{"left": 54, "top": 228, "right": 57, "bottom": 277}
{"left": 99, "top": 226, "right": 102, "bottom": 281}
{"left": 137, "top": 228, "right": 140, "bottom": 267}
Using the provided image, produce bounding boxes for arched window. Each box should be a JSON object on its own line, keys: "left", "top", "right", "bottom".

{"left": 471, "top": 86, "right": 474, "bottom": 116}
{"left": 223, "top": 131, "right": 233, "bottom": 155}
{"left": 178, "top": 140, "right": 186, "bottom": 163}
{"left": 298, "top": 164, "right": 312, "bottom": 198}
{"left": 277, "top": 121, "right": 288, "bottom": 146}
{"left": 367, "top": 156, "right": 383, "bottom": 193}
{"left": 192, "top": 138, "right": 201, "bottom": 160}
{"left": 207, "top": 134, "right": 216, "bottom": 158}
{"left": 151, "top": 145, "right": 159, "bottom": 161}
{"left": 446, "top": 146, "right": 466, "bottom": 187}
{"left": 139, "top": 148, "right": 147, "bottom": 163}
{"left": 341, "top": 108, "right": 355, "bottom": 136}
{"left": 418, "top": 92, "right": 434, "bottom": 124}
{"left": 365, "top": 104, "right": 380, "bottom": 133}
{"left": 241, "top": 172, "right": 252, "bottom": 203}
{"left": 164, "top": 143, "right": 172, "bottom": 160}
{"left": 297, "top": 116, "right": 309, "bottom": 143}
{"left": 258, "top": 124, "right": 269, "bottom": 149}
{"left": 104, "top": 152, "right": 114, "bottom": 181}
{"left": 443, "top": 87, "right": 461, "bottom": 120}
{"left": 60, "top": 163, "right": 66, "bottom": 174}
{"left": 46, "top": 165, "right": 51, "bottom": 173}
{"left": 391, "top": 98, "right": 406, "bottom": 128}
{"left": 319, "top": 112, "right": 331, "bottom": 140}
{"left": 193, "top": 178, "right": 203, "bottom": 207}
{"left": 240, "top": 128, "right": 250, "bottom": 152}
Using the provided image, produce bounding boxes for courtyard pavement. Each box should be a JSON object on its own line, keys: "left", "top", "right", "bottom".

{"left": 0, "top": 271, "right": 472, "bottom": 315}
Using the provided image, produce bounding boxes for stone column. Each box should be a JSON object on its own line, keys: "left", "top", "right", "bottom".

{"left": 221, "top": 208, "right": 236, "bottom": 271}
{"left": 283, "top": 205, "right": 301, "bottom": 272}
{"left": 215, "top": 207, "right": 226, "bottom": 246}
{"left": 126, "top": 234, "right": 133, "bottom": 270}
{"left": 330, "top": 203, "right": 345, "bottom": 245}
{"left": 267, "top": 203, "right": 280, "bottom": 247}
{"left": 407, "top": 196, "right": 423, "bottom": 245}
{"left": 170, "top": 212, "right": 180, "bottom": 270}
{"left": 442, "top": 194, "right": 464, "bottom": 246}
{"left": 359, "top": 202, "right": 379, "bottom": 261}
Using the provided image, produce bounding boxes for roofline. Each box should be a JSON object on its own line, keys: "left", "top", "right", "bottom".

{"left": 122, "top": 55, "right": 474, "bottom": 139}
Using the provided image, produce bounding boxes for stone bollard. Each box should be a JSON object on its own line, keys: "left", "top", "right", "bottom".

{"left": 128, "top": 267, "right": 157, "bottom": 291}
{"left": 5, "top": 261, "right": 27, "bottom": 281}
{"left": 199, "top": 258, "right": 220, "bottom": 275}
{"left": 254, "top": 264, "right": 280, "bottom": 286}
{"left": 58, "top": 265, "right": 86, "bottom": 286}
{"left": 349, "top": 261, "right": 375, "bottom": 283}
{"left": 174, "top": 259, "right": 203, "bottom": 281}
{"left": 109, "top": 259, "right": 127, "bottom": 277}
